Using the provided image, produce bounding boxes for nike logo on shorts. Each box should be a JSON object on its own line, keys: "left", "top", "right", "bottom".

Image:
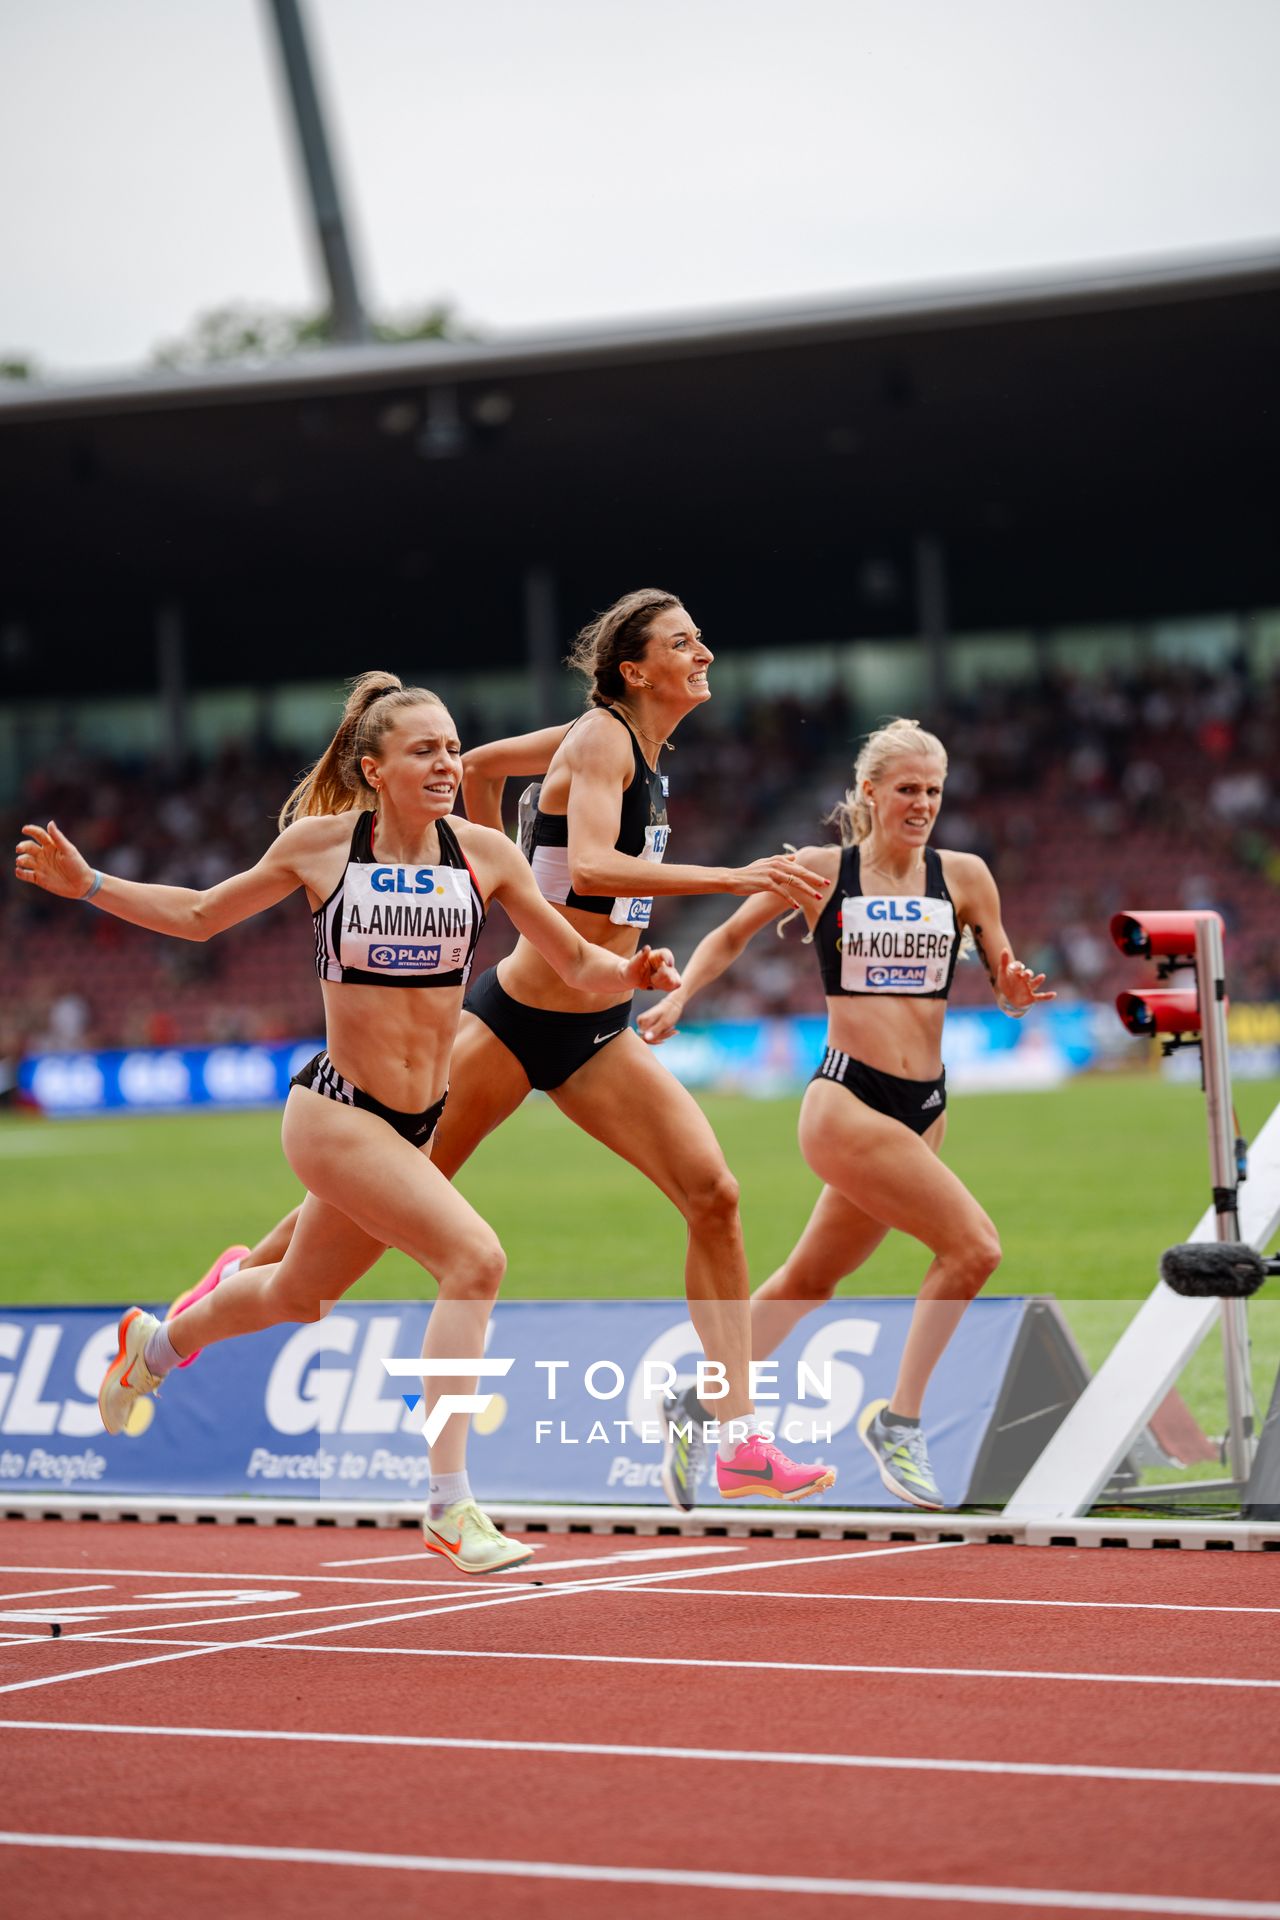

{"left": 594, "top": 1030, "right": 623, "bottom": 1044}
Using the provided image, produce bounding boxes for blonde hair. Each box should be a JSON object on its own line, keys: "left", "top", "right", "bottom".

{"left": 279, "top": 671, "right": 447, "bottom": 829}
{"left": 777, "top": 717, "right": 949, "bottom": 941}
{"left": 566, "top": 588, "right": 683, "bottom": 708}
{"left": 828, "top": 717, "right": 947, "bottom": 847}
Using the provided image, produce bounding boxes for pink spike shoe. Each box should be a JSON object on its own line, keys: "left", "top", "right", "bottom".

{"left": 166, "top": 1244, "right": 250, "bottom": 1367}
{"left": 716, "top": 1433, "right": 837, "bottom": 1503}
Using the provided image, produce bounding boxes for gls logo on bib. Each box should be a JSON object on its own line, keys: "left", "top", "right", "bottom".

{"left": 840, "top": 894, "right": 957, "bottom": 995}
{"left": 342, "top": 865, "right": 475, "bottom": 975}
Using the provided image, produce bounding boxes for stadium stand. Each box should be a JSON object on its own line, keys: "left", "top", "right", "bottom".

{"left": 5, "top": 657, "right": 1279, "bottom": 1056}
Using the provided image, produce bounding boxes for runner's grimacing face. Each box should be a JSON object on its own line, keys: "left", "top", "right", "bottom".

{"left": 363, "top": 703, "right": 463, "bottom": 820}
{"left": 868, "top": 754, "right": 946, "bottom": 848}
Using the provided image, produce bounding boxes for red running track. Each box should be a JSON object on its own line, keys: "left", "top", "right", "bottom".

{"left": 0, "top": 1520, "right": 1277, "bottom": 1919}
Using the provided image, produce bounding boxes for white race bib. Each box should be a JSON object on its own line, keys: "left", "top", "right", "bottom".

{"left": 839, "top": 894, "right": 957, "bottom": 994}
{"left": 340, "top": 864, "right": 475, "bottom": 976}
{"left": 609, "top": 822, "right": 671, "bottom": 928}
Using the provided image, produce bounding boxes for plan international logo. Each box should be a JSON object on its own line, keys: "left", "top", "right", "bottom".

{"left": 369, "top": 943, "right": 442, "bottom": 969}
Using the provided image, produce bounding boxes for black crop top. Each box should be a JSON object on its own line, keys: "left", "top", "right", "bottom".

{"left": 814, "top": 844, "right": 961, "bottom": 1000}
{"left": 521, "top": 708, "right": 670, "bottom": 928}
{"left": 313, "top": 810, "right": 484, "bottom": 988}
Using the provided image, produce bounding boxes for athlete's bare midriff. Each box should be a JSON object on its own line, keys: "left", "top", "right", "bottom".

{"left": 320, "top": 977, "right": 462, "bottom": 1111}
{"left": 297, "top": 811, "right": 466, "bottom": 1111}
{"left": 822, "top": 993, "right": 947, "bottom": 1080}
{"left": 496, "top": 907, "right": 638, "bottom": 1014}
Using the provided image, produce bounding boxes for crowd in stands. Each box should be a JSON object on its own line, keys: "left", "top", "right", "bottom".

{"left": 4, "top": 653, "right": 1279, "bottom": 1061}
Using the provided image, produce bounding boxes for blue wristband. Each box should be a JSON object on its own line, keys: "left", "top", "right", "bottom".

{"left": 84, "top": 870, "right": 104, "bottom": 900}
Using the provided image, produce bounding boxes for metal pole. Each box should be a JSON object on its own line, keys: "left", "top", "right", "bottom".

{"left": 264, "top": 0, "right": 369, "bottom": 345}
{"left": 524, "top": 565, "right": 560, "bottom": 727}
{"left": 914, "top": 534, "right": 949, "bottom": 709}
{"left": 1194, "top": 912, "right": 1255, "bottom": 1482}
{"left": 155, "top": 602, "right": 187, "bottom": 776}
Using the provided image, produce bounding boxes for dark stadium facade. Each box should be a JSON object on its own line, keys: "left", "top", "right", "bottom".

{"left": 1, "top": 246, "right": 1278, "bottom": 704}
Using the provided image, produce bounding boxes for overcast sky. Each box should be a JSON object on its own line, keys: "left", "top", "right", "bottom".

{"left": 3, "top": 0, "right": 1279, "bottom": 376}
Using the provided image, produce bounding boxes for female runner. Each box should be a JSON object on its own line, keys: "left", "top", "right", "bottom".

{"left": 168, "top": 590, "right": 837, "bottom": 1505}
{"left": 15, "top": 670, "right": 682, "bottom": 1573}
{"left": 640, "top": 717, "right": 1054, "bottom": 1510}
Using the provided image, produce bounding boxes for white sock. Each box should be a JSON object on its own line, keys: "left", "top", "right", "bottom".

{"left": 222, "top": 1257, "right": 243, "bottom": 1279}
{"left": 428, "top": 1471, "right": 472, "bottom": 1518}
{"left": 717, "top": 1414, "right": 765, "bottom": 1463}
{"left": 142, "top": 1322, "right": 182, "bottom": 1379}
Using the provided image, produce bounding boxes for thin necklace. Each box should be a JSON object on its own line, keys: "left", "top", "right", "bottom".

{"left": 862, "top": 847, "right": 924, "bottom": 886}
{"left": 612, "top": 703, "right": 672, "bottom": 757}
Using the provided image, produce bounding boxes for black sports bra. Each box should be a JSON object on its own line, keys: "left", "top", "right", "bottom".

{"left": 814, "top": 844, "right": 961, "bottom": 1000}
{"left": 312, "top": 810, "right": 484, "bottom": 988}
{"left": 521, "top": 708, "right": 670, "bottom": 928}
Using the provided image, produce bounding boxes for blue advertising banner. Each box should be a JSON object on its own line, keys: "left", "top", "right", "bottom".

{"left": 15, "top": 1005, "right": 1119, "bottom": 1117}
{"left": 654, "top": 1003, "right": 1110, "bottom": 1096}
{"left": 17, "top": 1039, "right": 325, "bottom": 1116}
{"left": 0, "top": 1298, "right": 1041, "bottom": 1510}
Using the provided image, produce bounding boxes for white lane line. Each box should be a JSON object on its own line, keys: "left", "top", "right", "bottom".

{"left": 17, "top": 1542, "right": 966, "bottom": 1651}
{"left": 321, "top": 1542, "right": 748, "bottom": 1571}
{"left": 2, "top": 1718, "right": 1277, "bottom": 1788}
{"left": 17, "top": 1630, "right": 1280, "bottom": 1697}
{"left": 0, "top": 1592, "right": 298, "bottom": 1624}
{"left": 0, "top": 1834, "right": 1275, "bottom": 1914}
{"left": 41, "top": 1549, "right": 765, "bottom": 1646}
{"left": 267, "top": 1643, "right": 1280, "bottom": 1691}
{"left": 0, "top": 1585, "right": 115, "bottom": 1605}
{"left": 63, "top": 1539, "right": 966, "bottom": 1645}
{"left": 620, "top": 1586, "right": 1280, "bottom": 1617}
{"left": 0, "top": 1562, "right": 506, "bottom": 1589}
{"left": 0, "top": 1560, "right": 1276, "bottom": 1618}
{"left": 0, "top": 1540, "right": 960, "bottom": 1698}
{"left": 0, "top": 1540, "right": 963, "bottom": 1594}
{"left": 48, "top": 1587, "right": 523, "bottom": 1645}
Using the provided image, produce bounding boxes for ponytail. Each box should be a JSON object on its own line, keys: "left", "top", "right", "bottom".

{"left": 278, "top": 671, "right": 443, "bottom": 829}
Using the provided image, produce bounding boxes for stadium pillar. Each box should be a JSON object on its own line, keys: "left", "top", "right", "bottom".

{"left": 155, "top": 602, "right": 187, "bottom": 772}
{"left": 264, "top": 0, "right": 369, "bottom": 346}
{"left": 914, "top": 534, "right": 950, "bottom": 706}
{"left": 524, "top": 565, "right": 560, "bottom": 725}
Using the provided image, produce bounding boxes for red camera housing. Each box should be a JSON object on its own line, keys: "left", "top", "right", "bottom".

{"left": 1115, "top": 986, "right": 1216, "bottom": 1037}
{"left": 1109, "top": 909, "right": 1223, "bottom": 960}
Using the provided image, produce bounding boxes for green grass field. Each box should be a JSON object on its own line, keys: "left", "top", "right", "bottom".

{"left": 3, "top": 1072, "right": 1278, "bottom": 1456}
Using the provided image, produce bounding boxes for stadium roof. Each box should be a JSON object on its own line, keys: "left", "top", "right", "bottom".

{"left": 3, "top": 244, "right": 1279, "bottom": 698}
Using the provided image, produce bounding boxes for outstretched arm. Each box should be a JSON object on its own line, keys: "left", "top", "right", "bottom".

{"left": 461, "top": 723, "right": 575, "bottom": 829}
{"left": 15, "top": 817, "right": 312, "bottom": 943}
{"left": 955, "top": 854, "right": 1055, "bottom": 1016}
{"left": 564, "top": 720, "right": 828, "bottom": 905}
{"left": 482, "top": 831, "right": 681, "bottom": 998}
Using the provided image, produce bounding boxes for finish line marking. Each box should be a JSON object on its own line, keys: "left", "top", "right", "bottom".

{"left": 0, "top": 1540, "right": 962, "bottom": 1698}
